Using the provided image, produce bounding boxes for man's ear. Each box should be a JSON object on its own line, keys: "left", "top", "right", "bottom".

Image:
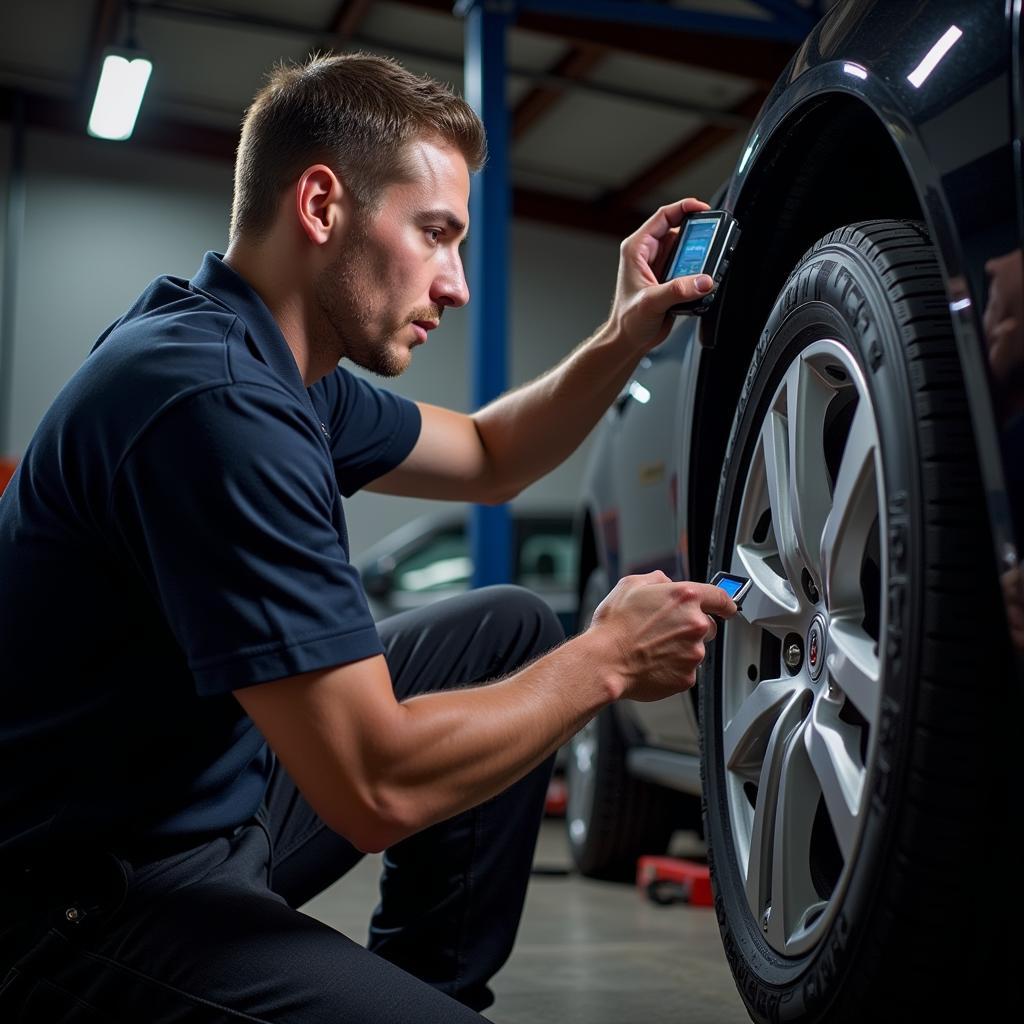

{"left": 295, "top": 164, "right": 345, "bottom": 246}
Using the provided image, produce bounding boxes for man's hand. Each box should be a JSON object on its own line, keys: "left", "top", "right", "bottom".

{"left": 608, "top": 197, "right": 718, "bottom": 354}
{"left": 588, "top": 570, "right": 738, "bottom": 701}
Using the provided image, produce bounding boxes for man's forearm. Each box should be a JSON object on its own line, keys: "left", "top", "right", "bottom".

{"left": 372, "top": 629, "right": 624, "bottom": 842}
{"left": 472, "top": 321, "right": 642, "bottom": 501}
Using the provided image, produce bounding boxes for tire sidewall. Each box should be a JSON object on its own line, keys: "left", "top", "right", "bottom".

{"left": 701, "top": 240, "right": 924, "bottom": 1020}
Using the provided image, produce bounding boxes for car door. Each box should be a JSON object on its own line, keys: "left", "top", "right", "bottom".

{"left": 610, "top": 319, "right": 695, "bottom": 582}
{"left": 609, "top": 316, "right": 704, "bottom": 749}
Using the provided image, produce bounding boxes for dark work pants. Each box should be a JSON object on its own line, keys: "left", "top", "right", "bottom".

{"left": 0, "top": 585, "right": 564, "bottom": 1023}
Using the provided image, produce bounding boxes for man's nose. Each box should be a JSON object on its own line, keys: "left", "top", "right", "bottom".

{"left": 432, "top": 254, "right": 470, "bottom": 309}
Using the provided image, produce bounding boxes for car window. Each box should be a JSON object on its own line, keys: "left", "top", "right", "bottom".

{"left": 516, "top": 530, "right": 576, "bottom": 591}
{"left": 392, "top": 528, "right": 471, "bottom": 593}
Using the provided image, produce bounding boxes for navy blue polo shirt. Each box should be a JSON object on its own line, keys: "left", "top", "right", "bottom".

{"left": 0, "top": 252, "right": 421, "bottom": 856}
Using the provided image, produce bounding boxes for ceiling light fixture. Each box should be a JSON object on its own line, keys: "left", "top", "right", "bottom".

{"left": 88, "top": 50, "right": 152, "bottom": 141}
{"left": 87, "top": 6, "right": 152, "bottom": 141}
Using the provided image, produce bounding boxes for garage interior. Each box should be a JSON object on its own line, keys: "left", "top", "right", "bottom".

{"left": 0, "top": 2, "right": 880, "bottom": 1023}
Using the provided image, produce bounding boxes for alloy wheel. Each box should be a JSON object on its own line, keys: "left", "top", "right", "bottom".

{"left": 719, "top": 338, "right": 885, "bottom": 956}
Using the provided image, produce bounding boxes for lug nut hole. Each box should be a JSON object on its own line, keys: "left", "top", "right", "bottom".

{"left": 801, "top": 568, "right": 820, "bottom": 603}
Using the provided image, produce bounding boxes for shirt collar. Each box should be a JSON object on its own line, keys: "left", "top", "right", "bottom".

{"left": 190, "top": 251, "right": 310, "bottom": 406}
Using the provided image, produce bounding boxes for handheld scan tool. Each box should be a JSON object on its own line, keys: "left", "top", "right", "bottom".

{"left": 710, "top": 570, "right": 752, "bottom": 609}
{"left": 663, "top": 210, "right": 740, "bottom": 315}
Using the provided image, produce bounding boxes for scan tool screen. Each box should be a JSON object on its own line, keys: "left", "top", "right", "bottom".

{"left": 670, "top": 217, "right": 719, "bottom": 278}
{"left": 716, "top": 577, "right": 745, "bottom": 598}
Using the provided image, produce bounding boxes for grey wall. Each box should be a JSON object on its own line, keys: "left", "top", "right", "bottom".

{"left": 1, "top": 126, "right": 619, "bottom": 556}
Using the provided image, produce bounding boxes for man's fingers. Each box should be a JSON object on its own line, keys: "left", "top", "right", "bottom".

{"left": 632, "top": 197, "right": 711, "bottom": 244}
{"left": 649, "top": 273, "right": 716, "bottom": 314}
{"left": 694, "top": 582, "right": 739, "bottom": 619}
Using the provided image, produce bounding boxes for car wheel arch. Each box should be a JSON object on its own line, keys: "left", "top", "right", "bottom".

{"left": 690, "top": 92, "right": 925, "bottom": 584}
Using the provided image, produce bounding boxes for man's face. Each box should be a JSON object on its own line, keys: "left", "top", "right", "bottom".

{"left": 314, "top": 138, "right": 471, "bottom": 377}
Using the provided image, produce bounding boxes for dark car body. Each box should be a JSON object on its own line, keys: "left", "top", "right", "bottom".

{"left": 571, "top": 2, "right": 1020, "bottom": 1019}
{"left": 583, "top": 0, "right": 1022, "bottom": 636}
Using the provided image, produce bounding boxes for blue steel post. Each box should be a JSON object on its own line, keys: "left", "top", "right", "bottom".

{"left": 462, "top": 0, "right": 513, "bottom": 590}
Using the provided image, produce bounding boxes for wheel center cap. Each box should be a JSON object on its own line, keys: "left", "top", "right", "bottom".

{"left": 807, "top": 615, "right": 827, "bottom": 681}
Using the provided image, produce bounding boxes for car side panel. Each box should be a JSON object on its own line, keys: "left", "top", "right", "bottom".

{"left": 612, "top": 320, "right": 691, "bottom": 582}
{"left": 578, "top": 317, "right": 703, "bottom": 751}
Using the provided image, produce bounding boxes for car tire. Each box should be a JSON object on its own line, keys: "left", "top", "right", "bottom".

{"left": 701, "top": 220, "right": 1010, "bottom": 1021}
{"left": 565, "top": 568, "right": 682, "bottom": 881}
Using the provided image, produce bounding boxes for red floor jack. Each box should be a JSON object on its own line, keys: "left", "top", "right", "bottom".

{"left": 636, "top": 855, "right": 713, "bottom": 907}
{"left": 544, "top": 774, "right": 567, "bottom": 817}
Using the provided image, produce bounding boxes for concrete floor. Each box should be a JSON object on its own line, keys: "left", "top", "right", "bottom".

{"left": 302, "top": 816, "right": 750, "bottom": 1024}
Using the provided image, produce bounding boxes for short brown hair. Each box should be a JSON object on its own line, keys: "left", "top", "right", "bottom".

{"left": 230, "top": 52, "right": 486, "bottom": 241}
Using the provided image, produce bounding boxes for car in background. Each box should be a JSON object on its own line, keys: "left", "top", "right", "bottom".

{"left": 356, "top": 509, "right": 578, "bottom": 634}
{"left": 567, "top": 1, "right": 1018, "bottom": 1020}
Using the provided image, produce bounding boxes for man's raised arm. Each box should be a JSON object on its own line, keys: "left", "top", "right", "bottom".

{"left": 367, "top": 198, "right": 717, "bottom": 504}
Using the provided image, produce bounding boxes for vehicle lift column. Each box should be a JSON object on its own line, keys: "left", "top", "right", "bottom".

{"left": 458, "top": 0, "right": 817, "bottom": 591}
{"left": 461, "top": 0, "right": 513, "bottom": 591}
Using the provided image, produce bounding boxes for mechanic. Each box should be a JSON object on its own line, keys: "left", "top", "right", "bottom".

{"left": 0, "top": 53, "right": 736, "bottom": 1022}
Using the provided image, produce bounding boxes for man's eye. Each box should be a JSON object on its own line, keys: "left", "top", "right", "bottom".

{"left": 426, "top": 229, "right": 441, "bottom": 244}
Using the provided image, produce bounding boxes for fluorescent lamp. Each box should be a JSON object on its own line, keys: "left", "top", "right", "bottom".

{"left": 843, "top": 62, "right": 868, "bottom": 80}
{"left": 907, "top": 26, "right": 962, "bottom": 89}
{"left": 88, "top": 51, "right": 152, "bottom": 141}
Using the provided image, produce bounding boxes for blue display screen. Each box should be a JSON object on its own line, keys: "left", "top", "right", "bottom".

{"left": 716, "top": 577, "right": 744, "bottom": 598}
{"left": 670, "top": 218, "right": 718, "bottom": 278}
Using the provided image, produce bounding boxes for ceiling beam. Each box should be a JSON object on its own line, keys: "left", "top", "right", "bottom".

{"left": 329, "top": 0, "right": 374, "bottom": 45}
{"left": 512, "top": 43, "right": 606, "bottom": 141}
{"left": 398, "top": 0, "right": 795, "bottom": 85}
{"left": 77, "top": 3, "right": 756, "bottom": 130}
{"left": 0, "top": 88, "right": 239, "bottom": 162}
{"left": 0, "top": 86, "right": 628, "bottom": 239}
{"left": 602, "top": 87, "right": 769, "bottom": 211}
{"left": 514, "top": 187, "right": 644, "bottom": 238}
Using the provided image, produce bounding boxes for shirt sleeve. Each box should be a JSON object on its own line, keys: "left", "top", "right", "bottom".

{"left": 309, "top": 367, "right": 421, "bottom": 496}
{"left": 109, "top": 383, "right": 383, "bottom": 696}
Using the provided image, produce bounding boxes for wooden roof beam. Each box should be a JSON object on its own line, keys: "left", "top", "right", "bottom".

{"left": 512, "top": 43, "right": 606, "bottom": 141}
{"left": 0, "top": 86, "right": 629, "bottom": 239}
{"left": 330, "top": 0, "right": 374, "bottom": 45}
{"left": 602, "top": 87, "right": 769, "bottom": 211}
{"left": 514, "top": 188, "right": 644, "bottom": 238}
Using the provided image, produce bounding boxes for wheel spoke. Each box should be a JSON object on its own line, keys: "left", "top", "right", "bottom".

{"left": 803, "top": 700, "right": 864, "bottom": 861}
{"left": 766, "top": 725, "right": 820, "bottom": 949}
{"left": 734, "top": 544, "right": 801, "bottom": 635}
{"left": 723, "top": 677, "right": 805, "bottom": 784}
{"left": 786, "top": 357, "right": 835, "bottom": 585}
{"left": 744, "top": 691, "right": 807, "bottom": 917}
{"left": 758, "top": 403, "right": 805, "bottom": 589}
{"left": 821, "top": 401, "right": 878, "bottom": 615}
{"left": 827, "top": 618, "right": 881, "bottom": 726}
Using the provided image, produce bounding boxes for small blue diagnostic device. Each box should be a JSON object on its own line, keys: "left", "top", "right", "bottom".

{"left": 710, "top": 570, "right": 752, "bottom": 607}
{"left": 663, "top": 210, "right": 740, "bottom": 316}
